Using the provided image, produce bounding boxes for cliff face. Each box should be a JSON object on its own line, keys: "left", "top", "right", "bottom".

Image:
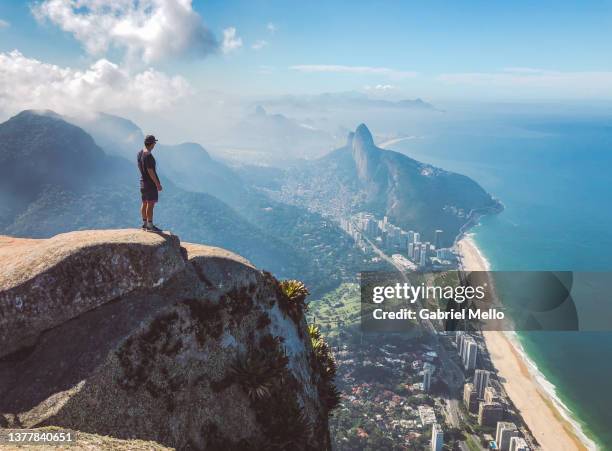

{"left": 0, "top": 230, "right": 332, "bottom": 450}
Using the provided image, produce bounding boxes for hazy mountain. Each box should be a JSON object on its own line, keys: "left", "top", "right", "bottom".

{"left": 270, "top": 123, "right": 501, "bottom": 247}
{"left": 73, "top": 113, "right": 249, "bottom": 207}
{"left": 220, "top": 105, "right": 336, "bottom": 162}
{"left": 71, "top": 112, "right": 145, "bottom": 160}
{"left": 260, "top": 92, "right": 437, "bottom": 111}
{"left": 0, "top": 110, "right": 104, "bottom": 227}
{"left": 0, "top": 110, "right": 310, "bottom": 278}
{"left": 1, "top": 110, "right": 378, "bottom": 294}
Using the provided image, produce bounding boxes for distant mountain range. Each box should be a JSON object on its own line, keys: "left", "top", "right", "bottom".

{"left": 223, "top": 105, "right": 335, "bottom": 162}
{"left": 260, "top": 92, "right": 438, "bottom": 111}
{"left": 0, "top": 110, "right": 372, "bottom": 295}
{"left": 265, "top": 124, "right": 501, "bottom": 247}
{"left": 1, "top": 109, "right": 498, "bottom": 291}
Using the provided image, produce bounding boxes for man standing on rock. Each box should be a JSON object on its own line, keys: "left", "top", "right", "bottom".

{"left": 137, "top": 135, "right": 163, "bottom": 232}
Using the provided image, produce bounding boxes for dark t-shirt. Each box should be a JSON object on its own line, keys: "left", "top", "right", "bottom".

{"left": 137, "top": 150, "right": 157, "bottom": 188}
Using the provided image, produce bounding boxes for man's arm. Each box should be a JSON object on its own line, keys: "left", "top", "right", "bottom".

{"left": 147, "top": 167, "right": 162, "bottom": 190}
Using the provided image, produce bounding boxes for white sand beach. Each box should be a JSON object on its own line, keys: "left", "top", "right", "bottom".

{"left": 456, "top": 236, "right": 593, "bottom": 451}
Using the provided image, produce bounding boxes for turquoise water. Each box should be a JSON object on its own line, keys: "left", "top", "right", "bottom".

{"left": 393, "top": 111, "right": 612, "bottom": 449}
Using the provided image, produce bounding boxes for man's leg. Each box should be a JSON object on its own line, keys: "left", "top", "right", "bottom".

{"left": 145, "top": 202, "right": 154, "bottom": 223}
{"left": 147, "top": 202, "right": 155, "bottom": 223}
{"left": 144, "top": 202, "right": 162, "bottom": 232}
{"left": 141, "top": 202, "right": 147, "bottom": 226}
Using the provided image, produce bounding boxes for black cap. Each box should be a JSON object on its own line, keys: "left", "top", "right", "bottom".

{"left": 144, "top": 135, "right": 158, "bottom": 145}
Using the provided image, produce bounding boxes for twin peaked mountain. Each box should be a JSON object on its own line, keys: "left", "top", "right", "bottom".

{"left": 278, "top": 123, "right": 500, "bottom": 247}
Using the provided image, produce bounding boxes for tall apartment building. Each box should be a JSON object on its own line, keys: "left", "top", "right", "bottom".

{"left": 419, "top": 244, "right": 428, "bottom": 266}
{"left": 434, "top": 229, "right": 443, "bottom": 249}
{"left": 478, "top": 402, "right": 504, "bottom": 427}
{"left": 463, "top": 383, "right": 479, "bottom": 413}
{"left": 456, "top": 331, "right": 465, "bottom": 350}
{"left": 431, "top": 423, "right": 444, "bottom": 451}
{"left": 485, "top": 386, "right": 501, "bottom": 404}
{"left": 509, "top": 436, "right": 530, "bottom": 451}
{"left": 462, "top": 336, "right": 478, "bottom": 371}
{"left": 423, "top": 368, "right": 432, "bottom": 393}
{"left": 496, "top": 422, "right": 519, "bottom": 451}
{"left": 474, "top": 369, "right": 490, "bottom": 398}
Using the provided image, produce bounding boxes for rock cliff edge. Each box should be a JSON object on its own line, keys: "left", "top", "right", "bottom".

{"left": 0, "top": 230, "right": 334, "bottom": 450}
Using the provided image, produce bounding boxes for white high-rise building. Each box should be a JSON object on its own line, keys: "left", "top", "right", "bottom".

{"left": 456, "top": 331, "right": 465, "bottom": 350}
{"left": 431, "top": 423, "right": 443, "bottom": 451}
{"left": 462, "top": 337, "right": 478, "bottom": 371}
{"left": 474, "top": 369, "right": 490, "bottom": 398}
{"left": 423, "top": 368, "right": 432, "bottom": 392}
{"left": 434, "top": 229, "right": 443, "bottom": 249}
{"left": 414, "top": 232, "right": 420, "bottom": 243}
{"left": 408, "top": 242, "right": 415, "bottom": 258}
{"left": 419, "top": 245, "right": 428, "bottom": 266}
{"left": 407, "top": 230, "right": 415, "bottom": 243}
{"left": 509, "top": 436, "right": 530, "bottom": 451}
{"left": 496, "top": 422, "right": 519, "bottom": 451}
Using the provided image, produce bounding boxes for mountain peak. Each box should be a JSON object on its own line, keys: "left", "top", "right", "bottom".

{"left": 8, "top": 109, "right": 64, "bottom": 126}
{"left": 254, "top": 105, "right": 267, "bottom": 116}
{"left": 354, "top": 123, "right": 375, "bottom": 148}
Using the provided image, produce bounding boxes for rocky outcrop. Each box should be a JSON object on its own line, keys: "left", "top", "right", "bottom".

{"left": 0, "top": 230, "right": 333, "bottom": 450}
{"left": 0, "top": 230, "right": 186, "bottom": 357}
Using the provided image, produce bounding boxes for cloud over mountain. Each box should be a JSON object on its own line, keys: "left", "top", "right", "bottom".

{"left": 0, "top": 50, "right": 191, "bottom": 116}
{"left": 32, "top": 0, "right": 218, "bottom": 63}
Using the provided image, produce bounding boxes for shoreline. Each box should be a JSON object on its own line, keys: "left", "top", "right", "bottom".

{"left": 455, "top": 235, "right": 597, "bottom": 451}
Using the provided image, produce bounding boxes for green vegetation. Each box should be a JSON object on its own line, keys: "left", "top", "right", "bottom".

{"left": 308, "top": 324, "right": 341, "bottom": 412}
{"left": 279, "top": 279, "right": 310, "bottom": 323}
{"left": 307, "top": 283, "right": 362, "bottom": 344}
{"left": 229, "top": 346, "right": 289, "bottom": 401}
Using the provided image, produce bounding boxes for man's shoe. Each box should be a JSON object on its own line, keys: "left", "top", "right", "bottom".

{"left": 146, "top": 223, "right": 163, "bottom": 233}
{"left": 141, "top": 222, "right": 147, "bottom": 230}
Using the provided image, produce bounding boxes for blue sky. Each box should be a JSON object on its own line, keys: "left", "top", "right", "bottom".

{"left": 1, "top": 0, "right": 612, "bottom": 115}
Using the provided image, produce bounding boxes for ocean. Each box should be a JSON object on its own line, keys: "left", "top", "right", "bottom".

{"left": 391, "top": 107, "right": 612, "bottom": 450}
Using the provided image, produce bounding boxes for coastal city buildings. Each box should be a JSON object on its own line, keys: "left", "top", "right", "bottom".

{"left": 509, "top": 436, "right": 530, "bottom": 451}
{"left": 474, "top": 369, "right": 490, "bottom": 398}
{"left": 485, "top": 386, "right": 501, "bottom": 404}
{"left": 418, "top": 405, "right": 437, "bottom": 425}
{"left": 423, "top": 368, "right": 433, "bottom": 393}
{"left": 496, "top": 422, "right": 519, "bottom": 451}
{"left": 431, "top": 423, "right": 444, "bottom": 451}
{"left": 478, "top": 402, "right": 504, "bottom": 426}
{"left": 463, "top": 383, "right": 479, "bottom": 413}
{"left": 461, "top": 336, "right": 478, "bottom": 371}
{"left": 339, "top": 212, "right": 456, "bottom": 269}
{"left": 434, "top": 229, "right": 443, "bottom": 249}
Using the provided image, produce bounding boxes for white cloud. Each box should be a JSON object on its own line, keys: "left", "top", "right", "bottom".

{"left": 290, "top": 65, "right": 417, "bottom": 80}
{"left": 0, "top": 19, "right": 10, "bottom": 28}
{"left": 31, "top": 0, "right": 217, "bottom": 63}
{"left": 267, "top": 22, "right": 276, "bottom": 33}
{"left": 364, "top": 84, "right": 396, "bottom": 91}
{"left": 252, "top": 39, "right": 268, "bottom": 50}
{"left": 221, "top": 27, "right": 242, "bottom": 54}
{"left": 0, "top": 50, "right": 192, "bottom": 116}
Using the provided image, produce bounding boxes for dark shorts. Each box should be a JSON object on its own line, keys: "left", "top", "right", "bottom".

{"left": 141, "top": 184, "right": 158, "bottom": 203}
